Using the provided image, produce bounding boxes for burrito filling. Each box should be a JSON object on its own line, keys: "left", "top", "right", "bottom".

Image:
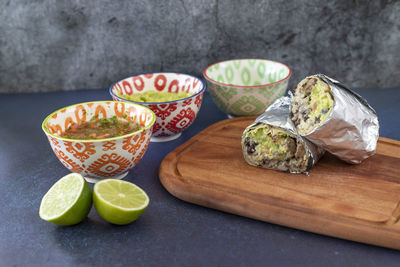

{"left": 291, "top": 77, "right": 334, "bottom": 135}
{"left": 242, "top": 123, "right": 310, "bottom": 172}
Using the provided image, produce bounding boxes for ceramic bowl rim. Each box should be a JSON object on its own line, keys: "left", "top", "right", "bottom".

{"left": 42, "top": 100, "right": 156, "bottom": 143}
{"left": 109, "top": 72, "right": 206, "bottom": 105}
{"left": 202, "top": 58, "right": 292, "bottom": 88}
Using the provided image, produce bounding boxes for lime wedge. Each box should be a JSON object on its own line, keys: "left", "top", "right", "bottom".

{"left": 39, "top": 173, "right": 92, "bottom": 226}
{"left": 93, "top": 179, "right": 149, "bottom": 225}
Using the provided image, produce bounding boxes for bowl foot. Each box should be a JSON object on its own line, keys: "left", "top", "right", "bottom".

{"left": 150, "top": 133, "right": 182, "bottom": 142}
{"left": 84, "top": 171, "right": 129, "bottom": 183}
{"left": 227, "top": 114, "right": 237, "bottom": 119}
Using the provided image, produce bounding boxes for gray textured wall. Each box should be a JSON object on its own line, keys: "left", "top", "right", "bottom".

{"left": 1, "top": 0, "right": 399, "bottom": 93}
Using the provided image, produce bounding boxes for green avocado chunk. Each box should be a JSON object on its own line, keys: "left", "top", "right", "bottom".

{"left": 291, "top": 76, "right": 334, "bottom": 135}
{"left": 243, "top": 124, "right": 295, "bottom": 161}
{"left": 242, "top": 123, "right": 310, "bottom": 173}
{"left": 117, "top": 91, "right": 192, "bottom": 103}
{"left": 308, "top": 80, "right": 333, "bottom": 123}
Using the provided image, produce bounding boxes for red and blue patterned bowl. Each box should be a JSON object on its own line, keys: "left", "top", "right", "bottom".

{"left": 109, "top": 73, "right": 206, "bottom": 142}
{"left": 42, "top": 101, "right": 156, "bottom": 183}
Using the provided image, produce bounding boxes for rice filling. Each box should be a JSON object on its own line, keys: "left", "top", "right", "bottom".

{"left": 291, "top": 76, "right": 334, "bottom": 135}
{"left": 241, "top": 123, "right": 310, "bottom": 173}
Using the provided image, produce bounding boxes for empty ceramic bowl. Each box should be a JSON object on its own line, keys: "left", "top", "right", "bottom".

{"left": 109, "top": 73, "right": 205, "bottom": 142}
{"left": 42, "top": 101, "right": 155, "bottom": 183}
{"left": 203, "top": 59, "right": 291, "bottom": 116}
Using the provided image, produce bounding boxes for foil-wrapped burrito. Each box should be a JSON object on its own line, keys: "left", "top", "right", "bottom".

{"left": 241, "top": 97, "right": 324, "bottom": 173}
{"left": 290, "top": 74, "right": 379, "bottom": 164}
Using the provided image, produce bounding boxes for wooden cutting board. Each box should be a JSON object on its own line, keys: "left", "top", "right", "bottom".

{"left": 159, "top": 116, "right": 400, "bottom": 250}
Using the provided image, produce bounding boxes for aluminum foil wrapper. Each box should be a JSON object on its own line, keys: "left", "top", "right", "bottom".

{"left": 296, "top": 74, "right": 379, "bottom": 164}
{"left": 242, "top": 96, "right": 325, "bottom": 173}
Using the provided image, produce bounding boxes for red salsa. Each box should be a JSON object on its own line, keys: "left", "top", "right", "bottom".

{"left": 60, "top": 115, "right": 141, "bottom": 139}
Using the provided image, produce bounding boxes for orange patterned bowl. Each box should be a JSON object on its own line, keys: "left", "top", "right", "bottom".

{"left": 42, "top": 101, "right": 155, "bottom": 183}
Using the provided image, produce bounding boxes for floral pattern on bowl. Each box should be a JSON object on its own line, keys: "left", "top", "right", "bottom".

{"left": 42, "top": 101, "right": 155, "bottom": 182}
{"left": 203, "top": 59, "right": 291, "bottom": 116}
{"left": 109, "top": 73, "right": 205, "bottom": 142}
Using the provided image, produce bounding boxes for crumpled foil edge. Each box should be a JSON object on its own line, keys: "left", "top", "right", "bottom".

{"left": 294, "top": 74, "right": 379, "bottom": 164}
{"left": 242, "top": 96, "right": 325, "bottom": 174}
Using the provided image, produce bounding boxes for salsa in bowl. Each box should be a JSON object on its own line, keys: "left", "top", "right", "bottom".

{"left": 60, "top": 115, "right": 141, "bottom": 140}
{"left": 42, "top": 101, "right": 155, "bottom": 182}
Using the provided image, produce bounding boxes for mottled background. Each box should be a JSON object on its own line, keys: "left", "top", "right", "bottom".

{"left": 1, "top": 0, "right": 399, "bottom": 93}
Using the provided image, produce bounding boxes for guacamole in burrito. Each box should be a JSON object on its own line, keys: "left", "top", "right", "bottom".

{"left": 242, "top": 123, "right": 312, "bottom": 173}
{"left": 291, "top": 76, "right": 334, "bottom": 135}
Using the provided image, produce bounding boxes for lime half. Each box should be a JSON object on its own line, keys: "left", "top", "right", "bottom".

{"left": 93, "top": 179, "right": 149, "bottom": 225}
{"left": 39, "top": 173, "right": 92, "bottom": 226}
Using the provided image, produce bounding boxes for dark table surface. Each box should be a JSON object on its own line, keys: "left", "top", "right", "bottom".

{"left": 1, "top": 87, "right": 400, "bottom": 266}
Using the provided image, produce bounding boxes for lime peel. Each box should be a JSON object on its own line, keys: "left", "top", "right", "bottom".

{"left": 39, "top": 173, "right": 92, "bottom": 226}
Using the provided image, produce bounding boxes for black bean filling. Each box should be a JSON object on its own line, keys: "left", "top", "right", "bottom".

{"left": 244, "top": 137, "right": 258, "bottom": 155}
{"left": 244, "top": 134, "right": 308, "bottom": 172}
{"left": 291, "top": 78, "right": 317, "bottom": 128}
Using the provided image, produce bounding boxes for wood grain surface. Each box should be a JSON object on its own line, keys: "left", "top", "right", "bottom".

{"left": 159, "top": 116, "right": 400, "bottom": 250}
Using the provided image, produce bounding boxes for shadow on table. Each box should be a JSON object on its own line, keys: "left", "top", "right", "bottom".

{"left": 52, "top": 207, "right": 152, "bottom": 264}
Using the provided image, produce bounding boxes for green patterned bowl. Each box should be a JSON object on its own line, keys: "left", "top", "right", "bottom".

{"left": 203, "top": 59, "right": 292, "bottom": 116}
